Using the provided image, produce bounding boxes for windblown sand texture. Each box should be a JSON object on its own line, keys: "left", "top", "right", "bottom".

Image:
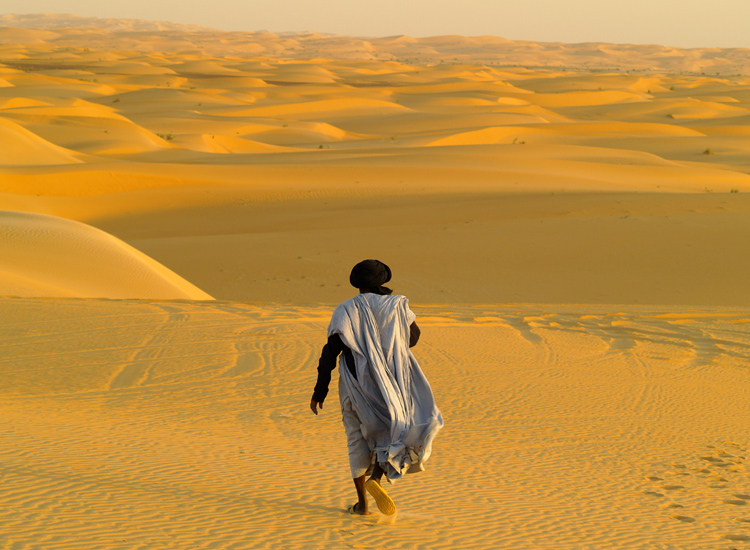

{"left": 3, "top": 17, "right": 750, "bottom": 549}
{"left": 4, "top": 299, "right": 750, "bottom": 549}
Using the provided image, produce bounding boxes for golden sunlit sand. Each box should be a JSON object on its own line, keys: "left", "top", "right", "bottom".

{"left": 0, "top": 211, "right": 212, "bottom": 299}
{"left": 2, "top": 15, "right": 750, "bottom": 549}
{"left": 4, "top": 298, "right": 750, "bottom": 549}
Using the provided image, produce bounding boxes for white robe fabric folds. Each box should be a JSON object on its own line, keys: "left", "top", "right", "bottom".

{"left": 329, "top": 293, "right": 443, "bottom": 480}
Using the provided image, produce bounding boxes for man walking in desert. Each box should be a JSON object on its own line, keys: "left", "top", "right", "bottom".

{"left": 310, "top": 259, "right": 443, "bottom": 515}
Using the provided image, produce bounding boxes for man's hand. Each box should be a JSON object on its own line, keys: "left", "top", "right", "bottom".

{"left": 310, "top": 399, "right": 323, "bottom": 415}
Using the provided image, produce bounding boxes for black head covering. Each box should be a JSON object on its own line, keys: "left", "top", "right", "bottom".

{"left": 350, "top": 259, "right": 393, "bottom": 295}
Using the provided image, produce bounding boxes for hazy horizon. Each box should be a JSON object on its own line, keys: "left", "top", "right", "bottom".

{"left": 3, "top": 0, "right": 750, "bottom": 50}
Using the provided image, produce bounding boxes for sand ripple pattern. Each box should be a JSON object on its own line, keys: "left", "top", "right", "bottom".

{"left": 2, "top": 298, "right": 750, "bottom": 549}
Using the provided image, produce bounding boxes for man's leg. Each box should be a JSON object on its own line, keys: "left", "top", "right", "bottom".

{"left": 368, "top": 463, "right": 385, "bottom": 484}
{"left": 342, "top": 395, "right": 372, "bottom": 514}
{"left": 351, "top": 475, "right": 369, "bottom": 514}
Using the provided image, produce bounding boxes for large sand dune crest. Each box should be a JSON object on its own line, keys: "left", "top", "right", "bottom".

{"left": 0, "top": 117, "right": 86, "bottom": 166}
{"left": 0, "top": 211, "right": 213, "bottom": 300}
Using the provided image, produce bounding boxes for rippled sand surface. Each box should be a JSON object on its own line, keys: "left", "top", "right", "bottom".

{"left": 3, "top": 298, "right": 750, "bottom": 549}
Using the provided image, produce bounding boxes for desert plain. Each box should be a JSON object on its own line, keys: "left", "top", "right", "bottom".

{"left": 2, "top": 14, "right": 750, "bottom": 549}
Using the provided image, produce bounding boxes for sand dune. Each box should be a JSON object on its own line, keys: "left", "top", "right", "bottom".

{"left": 3, "top": 43, "right": 750, "bottom": 304}
{"left": 0, "top": 97, "right": 50, "bottom": 109}
{"left": 172, "top": 133, "right": 295, "bottom": 154}
{"left": 0, "top": 211, "right": 213, "bottom": 300}
{"left": 0, "top": 116, "right": 85, "bottom": 165}
{"left": 93, "top": 61, "right": 178, "bottom": 75}
{"left": 168, "top": 60, "right": 244, "bottom": 76}
{"left": 526, "top": 90, "right": 647, "bottom": 107}
{"left": 218, "top": 98, "right": 409, "bottom": 118}
{"left": 1, "top": 97, "right": 129, "bottom": 119}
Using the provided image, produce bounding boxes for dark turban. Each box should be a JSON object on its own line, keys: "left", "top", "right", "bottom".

{"left": 350, "top": 259, "right": 393, "bottom": 295}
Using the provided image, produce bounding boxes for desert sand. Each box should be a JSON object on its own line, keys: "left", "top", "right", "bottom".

{"left": 4, "top": 298, "right": 750, "bottom": 549}
{"left": 0, "top": 211, "right": 212, "bottom": 299}
{"left": 2, "top": 15, "right": 750, "bottom": 549}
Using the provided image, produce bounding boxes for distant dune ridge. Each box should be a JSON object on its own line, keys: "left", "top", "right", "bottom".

{"left": 0, "top": 13, "right": 217, "bottom": 32}
{"left": 2, "top": 13, "right": 750, "bottom": 73}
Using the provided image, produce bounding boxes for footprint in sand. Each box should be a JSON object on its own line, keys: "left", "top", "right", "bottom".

{"left": 645, "top": 443, "right": 750, "bottom": 534}
{"left": 701, "top": 456, "right": 726, "bottom": 464}
{"left": 724, "top": 534, "right": 750, "bottom": 541}
{"left": 709, "top": 475, "right": 730, "bottom": 488}
{"left": 670, "top": 515, "right": 696, "bottom": 523}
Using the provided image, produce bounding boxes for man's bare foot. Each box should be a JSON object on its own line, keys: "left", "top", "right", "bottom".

{"left": 346, "top": 502, "right": 370, "bottom": 515}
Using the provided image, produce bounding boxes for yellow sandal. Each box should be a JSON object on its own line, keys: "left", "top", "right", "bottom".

{"left": 366, "top": 479, "right": 397, "bottom": 515}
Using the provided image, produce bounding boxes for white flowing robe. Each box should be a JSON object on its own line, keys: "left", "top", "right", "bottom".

{"left": 329, "top": 293, "right": 443, "bottom": 480}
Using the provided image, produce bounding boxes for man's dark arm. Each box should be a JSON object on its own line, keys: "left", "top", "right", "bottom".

{"left": 313, "top": 323, "right": 418, "bottom": 406}
{"left": 409, "top": 322, "right": 420, "bottom": 348}
{"left": 312, "top": 334, "right": 346, "bottom": 404}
